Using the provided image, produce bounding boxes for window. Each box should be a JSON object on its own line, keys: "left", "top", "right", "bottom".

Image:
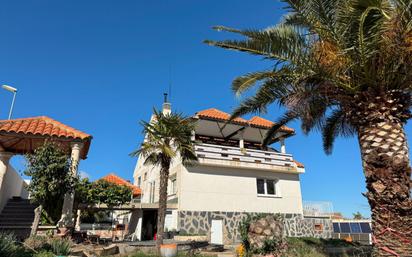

{"left": 150, "top": 181, "right": 156, "bottom": 203}
{"left": 257, "top": 179, "right": 265, "bottom": 194}
{"left": 256, "top": 178, "right": 279, "bottom": 196}
{"left": 144, "top": 172, "right": 147, "bottom": 180}
{"left": 169, "top": 178, "right": 177, "bottom": 195}
{"left": 137, "top": 176, "right": 142, "bottom": 187}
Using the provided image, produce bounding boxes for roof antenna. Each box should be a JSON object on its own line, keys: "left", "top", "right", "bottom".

{"left": 168, "top": 64, "right": 172, "bottom": 102}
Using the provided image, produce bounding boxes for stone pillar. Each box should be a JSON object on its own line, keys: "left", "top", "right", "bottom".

{"left": 0, "top": 152, "right": 13, "bottom": 211}
{"left": 0, "top": 152, "right": 13, "bottom": 189}
{"left": 58, "top": 142, "right": 82, "bottom": 228}
{"left": 280, "top": 138, "right": 286, "bottom": 154}
{"left": 239, "top": 131, "right": 245, "bottom": 153}
{"left": 75, "top": 209, "right": 81, "bottom": 231}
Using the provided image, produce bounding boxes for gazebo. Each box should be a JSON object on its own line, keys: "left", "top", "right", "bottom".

{"left": 0, "top": 116, "right": 92, "bottom": 228}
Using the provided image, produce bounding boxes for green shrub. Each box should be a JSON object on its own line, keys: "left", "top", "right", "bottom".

{"left": 0, "top": 232, "right": 33, "bottom": 257}
{"left": 285, "top": 237, "right": 326, "bottom": 257}
{"left": 50, "top": 237, "right": 72, "bottom": 255}
{"left": 24, "top": 235, "right": 51, "bottom": 251}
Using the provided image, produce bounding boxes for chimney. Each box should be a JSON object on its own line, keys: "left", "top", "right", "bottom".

{"left": 162, "top": 93, "right": 171, "bottom": 115}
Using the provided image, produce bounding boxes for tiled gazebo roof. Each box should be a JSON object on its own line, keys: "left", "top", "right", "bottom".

{"left": 0, "top": 116, "right": 92, "bottom": 159}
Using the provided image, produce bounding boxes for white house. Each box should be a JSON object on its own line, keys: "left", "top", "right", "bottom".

{"left": 131, "top": 102, "right": 331, "bottom": 244}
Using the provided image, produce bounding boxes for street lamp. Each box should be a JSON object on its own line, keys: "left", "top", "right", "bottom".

{"left": 2, "top": 85, "right": 17, "bottom": 120}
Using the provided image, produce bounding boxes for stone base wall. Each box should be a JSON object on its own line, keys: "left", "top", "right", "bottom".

{"left": 178, "top": 211, "right": 332, "bottom": 244}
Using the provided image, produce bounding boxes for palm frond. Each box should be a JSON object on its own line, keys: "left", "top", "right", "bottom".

{"left": 231, "top": 76, "right": 292, "bottom": 119}
{"left": 322, "top": 108, "right": 355, "bottom": 154}
{"left": 205, "top": 24, "right": 308, "bottom": 64}
{"left": 263, "top": 111, "right": 299, "bottom": 146}
{"left": 232, "top": 71, "right": 277, "bottom": 96}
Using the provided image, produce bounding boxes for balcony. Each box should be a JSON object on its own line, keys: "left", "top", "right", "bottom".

{"left": 194, "top": 143, "right": 302, "bottom": 173}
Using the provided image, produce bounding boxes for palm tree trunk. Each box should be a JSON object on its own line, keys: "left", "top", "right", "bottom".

{"left": 156, "top": 161, "right": 170, "bottom": 252}
{"left": 358, "top": 121, "right": 412, "bottom": 256}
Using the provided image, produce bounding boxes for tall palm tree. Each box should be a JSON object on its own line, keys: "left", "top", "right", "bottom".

{"left": 205, "top": 0, "right": 412, "bottom": 255}
{"left": 132, "top": 109, "right": 197, "bottom": 251}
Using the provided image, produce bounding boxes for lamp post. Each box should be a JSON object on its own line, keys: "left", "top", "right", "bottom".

{"left": 2, "top": 85, "right": 17, "bottom": 120}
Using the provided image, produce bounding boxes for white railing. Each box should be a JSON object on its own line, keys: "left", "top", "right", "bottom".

{"left": 194, "top": 143, "right": 295, "bottom": 168}
{"left": 303, "top": 201, "right": 334, "bottom": 217}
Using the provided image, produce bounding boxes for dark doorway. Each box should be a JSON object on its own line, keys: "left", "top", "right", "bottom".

{"left": 142, "top": 210, "right": 158, "bottom": 240}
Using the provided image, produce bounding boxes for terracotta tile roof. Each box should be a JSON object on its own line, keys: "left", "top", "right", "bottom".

{"left": 196, "top": 108, "right": 294, "bottom": 133}
{"left": 101, "top": 173, "right": 141, "bottom": 197}
{"left": 196, "top": 108, "right": 248, "bottom": 125}
{"left": 294, "top": 160, "right": 305, "bottom": 168}
{"left": 248, "top": 116, "right": 295, "bottom": 133}
{"left": 0, "top": 116, "right": 91, "bottom": 140}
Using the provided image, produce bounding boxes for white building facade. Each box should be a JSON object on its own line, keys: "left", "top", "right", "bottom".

{"left": 132, "top": 104, "right": 331, "bottom": 244}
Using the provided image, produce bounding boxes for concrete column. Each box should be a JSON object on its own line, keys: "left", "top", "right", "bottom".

{"left": 0, "top": 152, "right": 13, "bottom": 189}
{"left": 280, "top": 138, "right": 286, "bottom": 154}
{"left": 58, "top": 142, "right": 82, "bottom": 228}
{"left": 75, "top": 209, "right": 81, "bottom": 231}
{"left": 0, "top": 152, "right": 13, "bottom": 212}
{"left": 239, "top": 130, "right": 245, "bottom": 151}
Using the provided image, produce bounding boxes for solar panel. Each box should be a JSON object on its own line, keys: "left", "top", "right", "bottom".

{"left": 333, "top": 223, "right": 340, "bottom": 233}
{"left": 350, "top": 222, "right": 362, "bottom": 233}
{"left": 340, "top": 223, "right": 351, "bottom": 233}
{"left": 360, "top": 222, "right": 372, "bottom": 233}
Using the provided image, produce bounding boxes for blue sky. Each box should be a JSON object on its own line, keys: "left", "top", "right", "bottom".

{"left": 1, "top": 0, "right": 410, "bottom": 218}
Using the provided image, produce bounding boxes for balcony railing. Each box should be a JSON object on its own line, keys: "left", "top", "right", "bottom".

{"left": 194, "top": 143, "right": 298, "bottom": 171}
{"left": 303, "top": 201, "right": 334, "bottom": 217}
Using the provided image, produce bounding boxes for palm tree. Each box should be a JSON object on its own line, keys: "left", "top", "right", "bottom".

{"left": 132, "top": 109, "right": 197, "bottom": 251}
{"left": 205, "top": 0, "right": 412, "bottom": 255}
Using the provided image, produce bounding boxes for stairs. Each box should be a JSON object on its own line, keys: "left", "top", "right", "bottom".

{"left": 0, "top": 197, "right": 37, "bottom": 240}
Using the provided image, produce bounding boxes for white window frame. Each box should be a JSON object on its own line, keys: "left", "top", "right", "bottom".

{"left": 256, "top": 178, "right": 281, "bottom": 198}
{"left": 171, "top": 178, "right": 177, "bottom": 195}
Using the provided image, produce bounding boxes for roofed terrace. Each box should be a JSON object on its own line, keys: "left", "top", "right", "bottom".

{"left": 191, "top": 109, "right": 303, "bottom": 173}
{"left": 193, "top": 108, "right": 294, "bottom": 151}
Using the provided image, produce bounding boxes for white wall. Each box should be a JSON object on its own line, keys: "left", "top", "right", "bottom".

{"left": 179, "top": 165, "right": 303, "bottom": 214}
{"left": 133, "top": 157, "right": 181, "bottom": 204}
{"left": 0, "top": 164, "right": 29, "bottom": 211}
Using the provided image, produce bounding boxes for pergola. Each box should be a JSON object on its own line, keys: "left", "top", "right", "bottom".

{"left": 0, "top": 116, "right": 92, "bottom": 228}
{"left": 193, "top": 108, "right": 295, "bottom": 152}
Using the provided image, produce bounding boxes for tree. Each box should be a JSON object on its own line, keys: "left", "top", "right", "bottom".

{"left": 25, "top": 142, "right": 76, "bottom": 224}
{"left": 353, "top": 211, "right": 365, "bottom": 220}
{"left": 74, "top": 178, "right": 132, "bottom": 224}
{"left": 131, "top": 109, "right": 197, "bottom": 251}
{"left": 205, "top": 1, "right": 412, "bottom": 255}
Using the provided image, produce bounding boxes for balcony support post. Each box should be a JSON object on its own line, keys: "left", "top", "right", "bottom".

{"left": 280, "top": 138, "right": 286, "bottom": 153}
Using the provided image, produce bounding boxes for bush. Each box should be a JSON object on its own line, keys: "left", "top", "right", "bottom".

{"left": 50, "top": 237, "right": 72, "bottom": 256}
{"left": 0, "top": 233, "right": 32, "bottom": 257}
{"left": 285, "top": 237, "right": 326, "bottom": 257}
{"left": 24, "top": 235, "right": 50, "bottom": 252}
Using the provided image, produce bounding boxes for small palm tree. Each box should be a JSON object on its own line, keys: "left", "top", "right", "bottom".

{"left": 132, "top": 109, "right": 197, "bottom": 250}
{"left": 205, "top": 0, "right": 412, "bottom": 255}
